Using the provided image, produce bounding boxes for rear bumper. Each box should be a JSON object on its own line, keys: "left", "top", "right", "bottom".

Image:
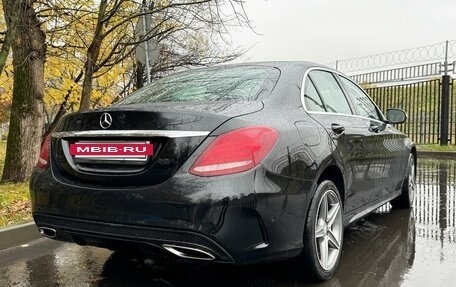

{"left": 30, "top": 165, "right": 312, "bottom": 264}
{"left": 33, "top": 213, "right": 234, "bottom": 262}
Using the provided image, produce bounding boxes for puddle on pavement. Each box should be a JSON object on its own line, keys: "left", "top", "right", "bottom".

{"left": 1, "top": 158, "right": 455, "bottom": 286}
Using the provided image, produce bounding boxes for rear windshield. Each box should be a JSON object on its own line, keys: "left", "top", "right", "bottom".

{"left": 117, "top": 66, "right": 280, "bottom": 105}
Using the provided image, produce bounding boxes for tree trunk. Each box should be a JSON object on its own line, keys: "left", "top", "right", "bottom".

{"left": 43, "top": 71, "right": 83, "bottom": 137}
{"left": 79, "top": 0, "right": 107, "bottom": 111}
{"left": 0, "top": 0, "right": 16, "bottom": 76}
{"left": 134, "top": 60, "right": 145, "bottom": 89}
{"left": 1, "top": 0, "right": 46, "bottom": 182}
{"left": 79, "top": 58, "right": 95, "bottom": 111}
{"left": 0, "top": 27, "right": 11, "bottom": 76}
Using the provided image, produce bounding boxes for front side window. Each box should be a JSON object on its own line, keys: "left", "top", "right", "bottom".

{"left": 338, "top": 76, "right": 380, "bottom": 120}
{"left": 308, "top": 71, "right": 352, "bottom": 115}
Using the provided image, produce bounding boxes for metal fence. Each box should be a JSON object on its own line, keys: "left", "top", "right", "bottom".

{"left": 364, "top": 79, "right": 456, "bottom": 144}
{"left": 334, "top": 40, "right": 456, "bottom": 145}
{"left": 327, "top": 40, "right": 456, "bottom": 73}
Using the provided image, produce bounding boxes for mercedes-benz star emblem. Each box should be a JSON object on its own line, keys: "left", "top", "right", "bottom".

{"left": 99, "top": 113, "right": 112, "bottom": 129}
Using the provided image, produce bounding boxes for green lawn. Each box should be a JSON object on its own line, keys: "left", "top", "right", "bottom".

{"left": 0, "top": 141, "right": 32, "bottom": 227}
{"left": 417, "top": 144, "right": 456, "bottom": 152}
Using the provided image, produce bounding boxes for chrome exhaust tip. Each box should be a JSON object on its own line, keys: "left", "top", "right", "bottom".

{"left": 39, "top": 227, "right": 57, "bottom": 239}
{"left": 162, "top": 244, "right": 215, "bottom": 261}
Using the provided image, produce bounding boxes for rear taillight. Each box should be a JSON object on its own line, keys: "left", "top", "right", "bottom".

{"left": 37, "top": 134, "right": 51, "bottom": 169}
{"left": 189, "top": 126, "right": 278, "bottom": 177}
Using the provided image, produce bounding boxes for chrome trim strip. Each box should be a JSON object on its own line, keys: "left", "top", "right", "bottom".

{"left": 61, "top": 140, "right": 145, "bottom": 174}
{"left": 300, "top": 66, "right": 386, "bottom": 125}
{"left": 61, "top": 140, "right": 79, "bottom": 170}
{"left": 162, "top": 244, "right": 216, "bottom": 261}
{"left": 52, "top": 130, "right": 211, "bottom": 138}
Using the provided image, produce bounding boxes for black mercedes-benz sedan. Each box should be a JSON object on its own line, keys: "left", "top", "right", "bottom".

{"left": 30, "top": 62, "right": 416, "bottom": 281}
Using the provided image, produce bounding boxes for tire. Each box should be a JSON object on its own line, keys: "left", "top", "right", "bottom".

{"left": 391, "top": 153, "right": 416, "bottom": 209}
{"left": 301, "top": 180, "right": 344, "bottom": 281}
{"left": 404, "top": 210, "right": 416, "bottom": 266}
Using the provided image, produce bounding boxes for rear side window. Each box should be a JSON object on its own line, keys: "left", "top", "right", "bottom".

{"left": 338, "top": 76, "right": 380, "bottom": 120}
{"left": 117, "top": 66, "right": 280, "bottom": 105}
{"left": 308, "top": 71, "right": 353, "bottom": 115}
{"left": 304, "top": 78, "right": 326, "bottom": 112}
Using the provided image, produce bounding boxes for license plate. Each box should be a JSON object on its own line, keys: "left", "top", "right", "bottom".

{"left": 69, "top": 142, "right": 154, "bottom": 161}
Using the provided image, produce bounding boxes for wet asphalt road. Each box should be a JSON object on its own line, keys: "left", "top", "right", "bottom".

{"left": 1, "top": 158, "right": 455, "bottom": 287}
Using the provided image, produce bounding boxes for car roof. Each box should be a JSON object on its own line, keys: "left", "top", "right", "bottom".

{"left": 213, "top": 61, "right": 334, "bottom": 73}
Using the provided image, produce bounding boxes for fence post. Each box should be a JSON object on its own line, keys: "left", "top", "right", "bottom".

{"left": 440, "top": 41, "right": 451, "bottom": 146}
{"left": 420, "top": 111, "right": 425, "bottom": 144}
{"left": 440, "top": 75, "right": 450, "bottom": 145}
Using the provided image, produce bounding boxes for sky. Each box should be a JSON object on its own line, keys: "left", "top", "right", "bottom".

{"left": 228, "top": 0, "right": 456, "bottom": 65}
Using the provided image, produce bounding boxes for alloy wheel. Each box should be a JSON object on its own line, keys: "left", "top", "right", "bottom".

{"left": 314, "top": 189, "right": 343, "bottom": 271}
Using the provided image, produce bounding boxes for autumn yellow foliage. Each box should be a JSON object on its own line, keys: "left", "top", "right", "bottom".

{"left": 0, "top": 0, "right": 132, "bottom": 122}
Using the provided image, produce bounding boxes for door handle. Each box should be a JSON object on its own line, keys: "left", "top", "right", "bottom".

{"left": 331, "top": 123, "right": 345, "bottom": 135}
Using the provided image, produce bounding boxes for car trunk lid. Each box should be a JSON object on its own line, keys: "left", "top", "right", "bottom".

{"left": 51, "top": 101, "right": 263, "bottom": 187}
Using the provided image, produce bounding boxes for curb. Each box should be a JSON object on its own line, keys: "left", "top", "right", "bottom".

{"left": 417, "top": 150, "right": 456, "bottom": 160}
{"left": 0, "top": 221, "right": 41, "bottom": 250}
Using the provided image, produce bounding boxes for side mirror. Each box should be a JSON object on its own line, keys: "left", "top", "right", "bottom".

{"left": 386, "top": 108, "right": 407, "bottom": 124}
